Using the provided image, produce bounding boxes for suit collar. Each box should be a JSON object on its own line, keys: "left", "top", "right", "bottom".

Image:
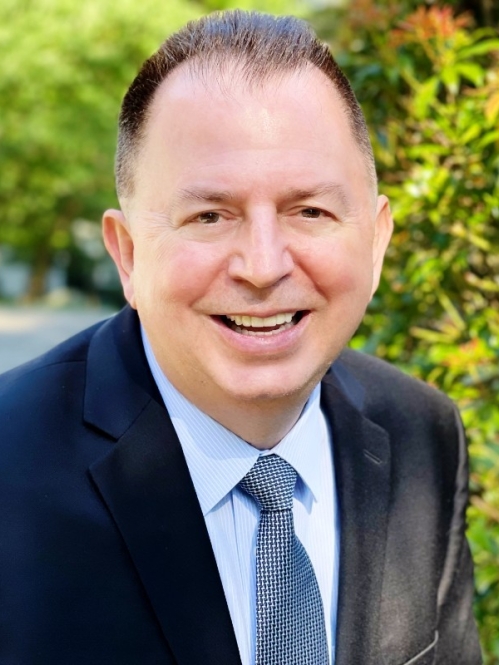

{"left": 83, "top": 306, "right": 162, "bottom": 439}
{"left": 327, "top": 353, "right": 366, "bottom": 411}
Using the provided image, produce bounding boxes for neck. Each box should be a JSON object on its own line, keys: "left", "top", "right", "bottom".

{"left": 169, "top": 375, "right": 310, "bottom": 448}
{"left": 201, "top": 396, "right": 308, "bottom": 449}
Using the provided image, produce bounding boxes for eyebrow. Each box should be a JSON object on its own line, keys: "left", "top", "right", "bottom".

{"left": 171, "top": 181, "right": 352, "bottom": 212}
{"left": 279, "top": 183, "right": 352, "bottom": 211}
{"left": 172, "top": 188, "right": 235, "bottom": 208}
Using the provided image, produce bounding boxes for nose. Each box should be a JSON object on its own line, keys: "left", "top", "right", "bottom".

{"left": 227, "top": 211, "right": 294, "bottom": 288}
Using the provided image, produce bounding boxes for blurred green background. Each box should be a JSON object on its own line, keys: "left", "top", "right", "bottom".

{"left": 0, "top": 0, "right": 498, "bottom": 660}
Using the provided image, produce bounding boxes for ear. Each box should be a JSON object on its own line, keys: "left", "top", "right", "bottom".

{"left": 102, "top": 209, "right": 137, "bottom": 308}
{"left": 370, "top": 194, "right": 393, "bottom": 298}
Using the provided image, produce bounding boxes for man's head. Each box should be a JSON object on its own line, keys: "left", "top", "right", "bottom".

{"left": 103, "top": 11, "right": 393, "bottom": 443}
{"left": 115, "top": 10, "right": 377, "bottom": 203}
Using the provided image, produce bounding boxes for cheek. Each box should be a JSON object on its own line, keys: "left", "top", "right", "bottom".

{"left": 135, "top": 238, "right": 226, "bottom": 307}
{"left": 304, "top": 239, "right": 374, "bottom": 302}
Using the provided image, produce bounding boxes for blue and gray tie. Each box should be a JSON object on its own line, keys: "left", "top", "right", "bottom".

{"left": 239, "top": 454, "right": 329, "bottom": 665}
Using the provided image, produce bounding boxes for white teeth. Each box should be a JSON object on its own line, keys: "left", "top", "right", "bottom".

{"left": 226, "top": 312, "right": 295, "bottom": 327}
{"left": 275, "top": 313, "right": 293, "bottom": 325}
{"left": 253, "top": 315, "right": 276, "bottom": 327}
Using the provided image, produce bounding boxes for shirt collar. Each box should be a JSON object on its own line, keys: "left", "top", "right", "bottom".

{"left": 142, "top": 327, "right": 323, "bottom": 515}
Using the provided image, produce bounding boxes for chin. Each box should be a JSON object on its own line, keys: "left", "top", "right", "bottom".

{"left": 216, "top": 367, "right": 321, "bottom": 405}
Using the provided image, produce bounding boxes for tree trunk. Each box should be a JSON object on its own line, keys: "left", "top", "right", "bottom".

{"left": 26, "top": 244, "right": 52, "bottom": 301}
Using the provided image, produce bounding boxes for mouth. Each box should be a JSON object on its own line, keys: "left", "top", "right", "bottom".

{"left": 217, "top": 311, "right": 306, "bottom": 336}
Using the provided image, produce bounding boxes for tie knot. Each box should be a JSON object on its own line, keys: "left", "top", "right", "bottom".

{"left": 239, "top": 455, "right": 297, "bottom": 512}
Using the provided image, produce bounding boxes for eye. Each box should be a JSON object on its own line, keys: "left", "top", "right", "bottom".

{"left": 197, "top": 211, "right": 220, "bottom": 224}
{"left": 300, "top": 207, "right": 325, "bottom": 219}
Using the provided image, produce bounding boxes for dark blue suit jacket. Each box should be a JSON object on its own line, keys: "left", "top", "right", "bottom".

{"left": 0, "top": 307, "right": 481, "bottom": 664}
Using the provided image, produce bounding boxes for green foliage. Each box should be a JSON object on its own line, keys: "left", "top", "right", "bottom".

{"left": 0, "top": 0, "right": 201, "bottom": 297}
{"left": 192, "top": 0, "right": 305, "bottom": 12}
{"left": 311, "top": 2, "right": 499, "bottom": 661}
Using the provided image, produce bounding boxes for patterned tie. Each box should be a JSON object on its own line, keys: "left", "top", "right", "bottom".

{"left": 239, "top": 454, "right": 329, "bottom": 665}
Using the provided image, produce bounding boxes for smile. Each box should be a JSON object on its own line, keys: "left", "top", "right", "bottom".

{"left": 219, "top": 312, "right": 305, "bottom": 336}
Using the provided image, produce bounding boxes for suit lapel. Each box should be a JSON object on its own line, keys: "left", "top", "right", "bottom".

{"left": 85, "top": 309, "right": 241, "bottom": 665}
{"left": 321, "top": 368, "right": 392, "bottom": 665}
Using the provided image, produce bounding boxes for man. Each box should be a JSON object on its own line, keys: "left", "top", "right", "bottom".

{"left": 0, "top": 10, "right": 481, "bottom": 665}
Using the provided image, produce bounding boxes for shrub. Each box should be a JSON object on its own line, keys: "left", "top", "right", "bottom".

{"left": 311, "top": 2, "right": 499, "bottom": 661}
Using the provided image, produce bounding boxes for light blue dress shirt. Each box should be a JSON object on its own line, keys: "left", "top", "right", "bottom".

{"left": 142, "top": 330, "right": 340, "bottom": 665}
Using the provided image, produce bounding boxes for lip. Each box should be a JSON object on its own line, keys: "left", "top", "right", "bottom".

{"left": 210, "top": 311, "right": 310, "bottom": 356}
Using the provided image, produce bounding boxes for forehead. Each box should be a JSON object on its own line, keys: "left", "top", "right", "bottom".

{"left": 133, "top": 62, "right": 371, "bottom": 206}
{"left": 147, "top": 60, "right": 347, "bottom": 136}
{"left": 146, "top": 61, "right": 350, "bottom": 146}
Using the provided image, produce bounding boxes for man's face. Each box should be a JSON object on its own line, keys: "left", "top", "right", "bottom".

{"left": 104, "top": 64, "right": 392, "bottom": 415}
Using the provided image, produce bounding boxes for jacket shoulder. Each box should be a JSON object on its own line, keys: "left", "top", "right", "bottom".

{"left": 334, "top": 347, "right": 456, "bottom": 420}
{"left": 0, "top": 318, "right": 106, "bottom": 416}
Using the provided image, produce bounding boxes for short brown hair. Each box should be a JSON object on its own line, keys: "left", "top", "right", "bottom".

{"left": 116, "top": 10, "right": 376, "bottom": 200}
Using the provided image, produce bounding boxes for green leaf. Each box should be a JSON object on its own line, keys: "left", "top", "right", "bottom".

{"left": 457, "top": 39, "right": 499, "bottom": 59}
{"left": 441, "top": 66, "right": 460, "bottom": 95}
{"left": 477, "top": 131, "right": 499, "bottom": 150}
{"left": 413, "top": 76, "right": 439, "bottom": 116}
{"left": 455, "top": 62, "right": 485, "bottom": 87}
{"left": 459, "top": 124, "right": 482, "bottom": 145}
